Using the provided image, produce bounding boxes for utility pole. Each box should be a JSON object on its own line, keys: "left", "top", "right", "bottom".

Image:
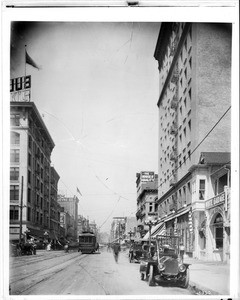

{"left": 19, "top": 176, "right": 24, "bottom": 243}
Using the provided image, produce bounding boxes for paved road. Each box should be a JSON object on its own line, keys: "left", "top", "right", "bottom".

{"left": 10, "top": 248, "right": 193, "bottom": 295}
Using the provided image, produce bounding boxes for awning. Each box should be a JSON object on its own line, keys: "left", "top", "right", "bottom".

{"left": 163, "top": 207, "right": 190, "bottom": 223}
{"left": 142, "top": 222, "right": 164, "bottom": 241}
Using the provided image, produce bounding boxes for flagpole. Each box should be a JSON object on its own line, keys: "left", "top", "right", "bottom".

{"left": 24, "top": 45, "right": 27, "bottom": 78}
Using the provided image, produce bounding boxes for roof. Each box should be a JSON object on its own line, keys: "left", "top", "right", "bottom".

{"left": 10, "top": 101, "right": 55, "bottom": 148}
{"left": 199, "top": 152, "right": 231, "bottom": 165}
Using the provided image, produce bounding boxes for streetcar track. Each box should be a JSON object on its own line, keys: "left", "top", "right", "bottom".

{"left": 10, "top": 252, "right": 72, "bottom": 268}
{"left": 13, "top": 267, "right": 66, "bottom": 295}
{"left": 78, "top": 256, "right": 110, "bottom": 295}
{"left": 10, "top": 253, "right": 87, "bottom": 285}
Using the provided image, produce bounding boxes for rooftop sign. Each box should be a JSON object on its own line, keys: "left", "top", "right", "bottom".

{"left": 10, "top": 75, "right": 31, "bottom": 102}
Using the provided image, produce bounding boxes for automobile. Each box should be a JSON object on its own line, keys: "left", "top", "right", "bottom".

{"left": 139, "top": 235, "right": 190, "bottom": 288}
{"left": 128, "top": 242, "right": 144, "bottom": 263}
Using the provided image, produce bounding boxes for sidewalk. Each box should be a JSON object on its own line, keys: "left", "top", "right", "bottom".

{"left": 184, "top": 257, "right": 230, "bottom": 295}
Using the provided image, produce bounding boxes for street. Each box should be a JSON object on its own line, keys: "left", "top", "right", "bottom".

{"left": 10, "top": 247, "right": 193, "bottom": 295}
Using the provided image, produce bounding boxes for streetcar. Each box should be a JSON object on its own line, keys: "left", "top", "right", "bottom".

{"left": 78, "top": 231, "right": 99, "bottom": 254}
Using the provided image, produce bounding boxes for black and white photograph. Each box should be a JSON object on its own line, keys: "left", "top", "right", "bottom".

{"left": 1, "top": 2, "right": 239, "bottom": 300}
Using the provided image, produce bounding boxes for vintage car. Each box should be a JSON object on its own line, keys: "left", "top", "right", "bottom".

{"left": 128, "top": 242, "right": 144, "bottom": 263}
{"left": 139, "top": 235, "right": 190, "bottom": 288}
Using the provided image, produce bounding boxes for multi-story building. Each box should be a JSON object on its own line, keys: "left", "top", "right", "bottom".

{"left": 136, "top": 172, "right": 158, "bottom": 237}
{"left": 77, "top": 215, "right": 89, "bottom": 235}
{"left": 57, "top": 195, "right": 79, "bottom": 241}
{"left": 154, "top": 23, "right": 231, "bottom": 261}
{"left": 60, "top": 207, "right": 75, "bottom": 241}
{"left": 49, "top": 167, "right": 61, "bottom": 241}
{"left": 110, "top": 217, "right": 126, "bottom": 243}
{"left": 10, "top": 101, "right": 60, "bottom": 242}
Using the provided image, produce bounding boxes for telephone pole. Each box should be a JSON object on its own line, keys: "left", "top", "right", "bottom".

{"left": 19, "top": 176, "right": 24, "bottom": 243}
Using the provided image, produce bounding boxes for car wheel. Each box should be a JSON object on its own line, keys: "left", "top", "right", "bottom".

{"left": 180, "top": 269, "right": 189, "bottom": 288}
{"left": 148, "top": 265, "right": 155, "bottom": 286}
{"left": 141, "top": 273, "right": 145, "bottom": 281}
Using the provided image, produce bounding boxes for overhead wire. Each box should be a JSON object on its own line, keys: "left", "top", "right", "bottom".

{"left": 157, "top": 105, "right": 231, "bottom": 189}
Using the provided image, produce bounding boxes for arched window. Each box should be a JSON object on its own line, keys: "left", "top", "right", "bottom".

{"left": 214, "top": 213, "right": 223, "bottom": 249}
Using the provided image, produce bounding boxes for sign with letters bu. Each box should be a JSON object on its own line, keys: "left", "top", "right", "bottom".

{"left": 10, "top": 75, "right": 31, "bottom": 102}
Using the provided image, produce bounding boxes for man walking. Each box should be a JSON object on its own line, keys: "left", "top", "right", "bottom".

{"left": 112, "top": 242, "right": 121, "bottom": 263}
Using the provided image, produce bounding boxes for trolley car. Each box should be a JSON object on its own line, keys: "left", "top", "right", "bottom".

{"left": 78, "top": 231, "right": 98, "bottom": 254}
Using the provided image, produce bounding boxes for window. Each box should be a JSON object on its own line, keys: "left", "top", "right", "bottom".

{"left": 10, "top": 208, "right": 19, "bottom": 220}
{"left": 10, "top": 167, "right": 19, "bottom": 181}
{"left": 10, "top": 149, "right": 20, "bottom": 163}
{"left": 189, "top": 57, "right": 192, "bottom": 69}
{"left": 10, "top": 114, "right": 20, "bottom": 126}
{"left": 28, "top": 188, "right": 31, "bottom": 203}
{"left": 184, "top": 68, "right": 187, "bottom": 79}
{"left": 11, "top": 132, "right": 20, "bottom": 145}
{"left": 188, "top": 120, "right": 191, "bottom": 131}
{"left": 27, "top": 207, "right": 31, "bottom": 221}
{"left": 10, "top": 185, "right": 19, "bottom": 201}
{"left": 214, "top": 214, "right": 223, "bottom": 248}
{"left": 188, "top": 88, "right": 192, "bottom": 100}
{"left": 199, "top": 179, "right": 206, "bottom": 200}
{"left": 28, "top": 153, "right": 31, "bottom": 167}
{"left": 28, "top": 170, "right": 31, "bottom": 184}
{"left": 149, "top": 203, "right": 153, "bottom": 212}
{"left": 28, "top": 135, "right": 32, "bottom": 149}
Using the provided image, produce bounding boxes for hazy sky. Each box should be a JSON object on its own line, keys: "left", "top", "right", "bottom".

{"left": 11, "top": 22, "right": 161, "bottom": 232}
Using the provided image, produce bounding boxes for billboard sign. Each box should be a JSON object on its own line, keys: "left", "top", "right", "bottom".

{"left": 140, "top": 171, "right": 154, "bottom": 182}
{"left": 10, "top": 75, "right": 31, "bottom": 102}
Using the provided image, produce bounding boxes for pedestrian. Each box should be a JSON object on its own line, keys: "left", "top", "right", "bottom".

{"left": 112, "top": 242, "right": 121, "bottom": 263}
{"left": 64, "top": 243, "right": 69, "bottom": 253}
{"left": 179, "top": 242, "right": 185, "bottom": 263}
{"left": 96, "top": 242, "right": 99, "bottom": 252}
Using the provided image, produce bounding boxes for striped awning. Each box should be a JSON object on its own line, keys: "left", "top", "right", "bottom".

{"left": 142, "top": 222, "right": 165, "bottom": 241}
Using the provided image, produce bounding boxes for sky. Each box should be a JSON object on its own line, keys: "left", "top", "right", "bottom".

{"left": 10, "top": 22, "right": 161, "bottom": 232}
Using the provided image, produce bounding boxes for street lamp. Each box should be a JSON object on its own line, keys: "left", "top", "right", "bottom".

{"left": 128, "top": 230, "right": 133, "bottom": 242}
{"left": 44, "top": 231, "right": 49, "bottom": 244}
{"left": 24, "top": 228, "right": 30, "bottom": 243}
{"left": 144, "top": 217, "right": 158, "bottom": 257}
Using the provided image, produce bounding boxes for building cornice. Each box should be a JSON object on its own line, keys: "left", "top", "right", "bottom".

{"left": 157, "top": 171, "right": 192, "bottom": 204}
{"left": 10, "top": 101, "right": 55, "bottom": 149}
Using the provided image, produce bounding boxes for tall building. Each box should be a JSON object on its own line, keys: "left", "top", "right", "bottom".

{"left": 57, "top": 195, "right": 79, "bottom": 241}
{"left": 154, "top": 23, "right": 231, "bottom": 261}
{"left": 10, "top": 101, "right": 60, "bottom": 242}
{"left": 136, "top": 171, "right": 158, "bottom": 237}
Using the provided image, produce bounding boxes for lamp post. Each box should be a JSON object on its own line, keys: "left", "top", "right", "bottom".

{"left": 44, "top": 231, "right": 49, "bottom": 244}
{"left": 24, "top": 228, "right": 30, "bottom": 243}
{"left": 144, "top": 217, "right": 157, "bottom": 257}
{"left": 128, "top": 230, "right": 133, "bottom": 242}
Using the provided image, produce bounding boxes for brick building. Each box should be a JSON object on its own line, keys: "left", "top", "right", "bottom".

{"left": 10, "top": 101, "right": 61, "bottom": 242}
{"left": 154, "top": 23, "right": 231, "bottom": 261}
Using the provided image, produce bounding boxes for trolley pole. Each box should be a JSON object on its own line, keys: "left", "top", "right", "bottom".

{"left": 19, "top": 176, "right": 24, "bottom": 243}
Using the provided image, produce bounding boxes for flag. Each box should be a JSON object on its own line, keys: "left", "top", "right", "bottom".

{"left": 25, "top": 50, "right": 40, "bottom": 70}
{"left": 77, "top": 187, "right": 82, "bottom": 196}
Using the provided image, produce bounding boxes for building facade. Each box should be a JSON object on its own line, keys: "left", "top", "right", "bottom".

{"left": 136, "top": 172, "right": 158, "bottom": 237}
{"left": 10, "top": 101, "right": 60, "bottom": 243}
{"left": 154, "top": 23, "right": 231, "bottom": 261}
{"left": 57, "top": 195, "right": 79, "bottom": 241}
